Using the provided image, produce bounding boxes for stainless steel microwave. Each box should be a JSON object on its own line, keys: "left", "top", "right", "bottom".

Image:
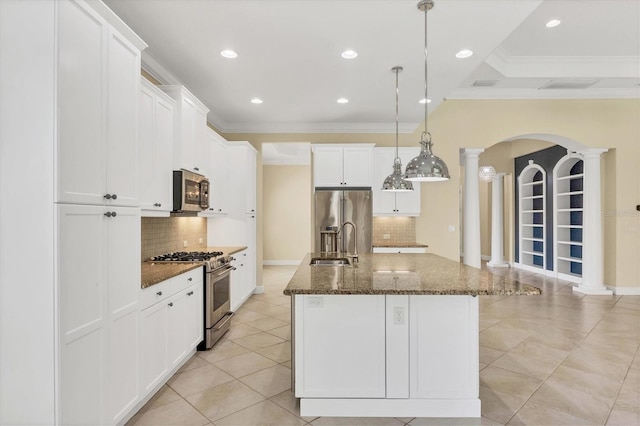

{"left": 173, "top": 169, "right": 209, "bottom": 212}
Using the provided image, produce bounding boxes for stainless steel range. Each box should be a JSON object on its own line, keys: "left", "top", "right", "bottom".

{"left": 150, "top": 250, "right": 234, "bottom": 349}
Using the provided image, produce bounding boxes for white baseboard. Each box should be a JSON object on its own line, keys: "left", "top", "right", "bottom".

{"left": 607, "top": 285, "right": 640, "bottom": 295}
{"left": 481, "top": 255, "right": 491, "bottom": 261}
{"left": 252, "top": 285, "right": 264, "bottom": 294}
{"left": 263, "top": 260, "right": 301, "bottom": 266}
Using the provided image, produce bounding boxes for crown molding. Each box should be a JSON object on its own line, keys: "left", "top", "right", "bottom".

{"left": 217, "top": 122, "right": 420, "bottom": 135}
{"left": 447, "top": 87, "right": 640, "bottom": 100}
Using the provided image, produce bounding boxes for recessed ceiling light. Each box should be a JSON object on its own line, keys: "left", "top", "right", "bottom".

{"left": 337, "top": 98, "right": 349, "bottom": 104}
{"left": 545, "top": 19, "right": 561, "bottom": 28}
{"left": 455, "top": 49, "right": 473, "bottom": 59}
{"left": 341, "top": 50, "right": 358, "bottom": 59}
{"left": 250, "top": 98, "right": 263, "bottom": 104}
{"left": 419, "top": 98, "right": 432, "bottom": 104}
{"left": 220, "top": 49, "right": 238, "bottom": 59}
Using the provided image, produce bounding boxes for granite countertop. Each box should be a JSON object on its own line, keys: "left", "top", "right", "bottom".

{"left": 373, "top": 243, "right": 429, "bottom": 248}
{"left": 140, "top": 245, "right": 247, "bottom": 288}
{"left": 283, "top": 252, "right": 541, "bottom": 296}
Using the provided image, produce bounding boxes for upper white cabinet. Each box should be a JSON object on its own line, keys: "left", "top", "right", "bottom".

{"left": 57, "top": 0, "right": 142, "bottom": 207}
{"left": 312, "top": 144, "right": 375, "bottom": 187}
{"left": 201, "top": 129, "right": 229, "bottom": 215}
{"left": 159, "top": 86, "right": 210, "bottom": 177}
{"left": 138, "top": 78, "right": 174, "bottom": 216}
{"left": 372, "top": 147, "right": 421, "bottom": 216}
{"left": 226, "top": 142, "right": 257, "bottom": 215}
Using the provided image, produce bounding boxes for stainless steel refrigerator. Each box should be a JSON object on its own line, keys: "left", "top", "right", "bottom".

{"left": 315, "top": 188, "right": 372, "bottom": 254}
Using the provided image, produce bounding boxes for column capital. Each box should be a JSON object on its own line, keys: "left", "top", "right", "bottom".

{"left": 579, "top": 148, "right": 608, "bottom": 158}
{"left": 491, "top": 173, "right": 507, "bottom": 181}
{"left": 459, "top": 148, "right": 485, "bottom": 160}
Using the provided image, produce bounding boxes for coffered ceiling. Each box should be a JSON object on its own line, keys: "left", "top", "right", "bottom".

{"left": 104, "top": 0, "right": 640, "bottom": 133}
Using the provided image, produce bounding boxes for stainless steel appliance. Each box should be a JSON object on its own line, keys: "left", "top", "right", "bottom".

{"left": 173, "top": 169, "right": 210, "bottom": 212}
{"left": 149, "top": 251, "right": 234, "bottom": 349}
{"left": 315, "top": 188, "right": 372, "bottom": 254}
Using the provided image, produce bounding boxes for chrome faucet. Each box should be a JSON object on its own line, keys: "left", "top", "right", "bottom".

{"left": 341, "top": 221, "right": 358, "bottom": 263}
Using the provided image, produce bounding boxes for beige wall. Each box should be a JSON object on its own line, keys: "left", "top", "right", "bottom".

{"left": 225, "top": 98, "right": 640, "bottom": 289}
{"left": 262, "top": 165, "right": 311, "bottom": 262}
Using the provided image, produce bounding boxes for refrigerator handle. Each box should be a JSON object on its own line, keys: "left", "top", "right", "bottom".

{"left": 339, "top": 196, "right": 344, "bottom": 252}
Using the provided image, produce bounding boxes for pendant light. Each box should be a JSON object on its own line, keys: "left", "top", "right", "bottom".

{"left": 382, "top": 66, "right": 414, "bottom": 192}
{"left": 404, "top": 0, "right": 450, "bottom": 182}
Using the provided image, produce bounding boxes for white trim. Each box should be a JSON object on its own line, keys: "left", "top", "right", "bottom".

{"left": 252, "top": 285, "right": 264, "bottom": 295}
{"left": 513, "top": 262, "right": 555, "bottom": 277}
{"left": 481, "top": 254, "right": 491, "bottom": 261}
{"left": 607, "top": 286, "right": 640, "bottom": 296}
{"left": 263, "top": 260, "right": 302, "bottom": 266}
{"left": 447, "top": 87, "right": 640, "bottom": 100}
{"left": 217, "top": 121, "right": 420, "bottom": 135}
{"left": 556, "top": 271, "right": 582, "bottom": 284}
{"left": 573, "top": 285, "right": 613, "bottom": 296}
{"left": 141, "top": 52, "right": 182, "bottom": 86}
{"left": 299, "top": 397, "right": 481, "bottom": 418}
{"left": 262, "top": 158, "right": 311, "bottom": 166}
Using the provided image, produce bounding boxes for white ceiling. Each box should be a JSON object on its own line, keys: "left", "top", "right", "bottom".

{"left": 104, "top": 0, "right": 640, "bottom": 134}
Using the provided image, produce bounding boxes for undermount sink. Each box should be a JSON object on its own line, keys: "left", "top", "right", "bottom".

{"left": 309, "top": 257, "right": 351, "bottom": 266}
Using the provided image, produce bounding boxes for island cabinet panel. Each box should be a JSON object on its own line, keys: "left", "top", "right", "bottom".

{"left": 295, "top": 295, "right": 386, "bottom": 398}
{"left": 409, "top": 296, "right": 479, "bottom": 399}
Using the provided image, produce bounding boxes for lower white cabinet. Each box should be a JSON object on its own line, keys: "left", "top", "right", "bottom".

{"left": 230, "top": 249, "right": 256, "bottom": 311}
{"left": 294, "top": 294, "right": 480, "bottom": 417}
{"left": 140, "top": 269, "right": 203, "bottom": 394}
{"left": 294, "top": 295, "right": 386, "bottom": 398}
{"left": 57, "top": 204, "right": 141, "bottom": 425}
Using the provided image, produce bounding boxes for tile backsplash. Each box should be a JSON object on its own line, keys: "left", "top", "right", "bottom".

{"left": 141, "top": 217, "right": 207, "bottom": 260}
{"left": 373, "top": 217, "right": 417, "bottom": 245}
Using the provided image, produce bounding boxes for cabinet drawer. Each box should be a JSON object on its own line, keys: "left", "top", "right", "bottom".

{"left": 373, "top": 247, "right": 426, "bottom": 254}
{"left": 141, "top": 267, "right": 203, "bottom": 310}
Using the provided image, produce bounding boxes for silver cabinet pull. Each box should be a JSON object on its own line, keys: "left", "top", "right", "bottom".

{"left": 112, "top": 194, "right": 117, "bottom": 200}
{"left": 154, "top": 203, "right": 161, "bottom": 207}
{"left": 156, "top": 291, "right": 163, "bottom": 296}
{"left": 104, "top": 194, "right": 112, "bottom": 199}
{"left": 104, "top": 212, "right": 117, "bottom": 217}
{"left": 168, "top": 302, "right": 173, "bottom": 307}
{"left": 188, "top": 277, "right": 192, "bottom": 281}
{"left": 232, "top": 267, "right": 237, "bottom": 271}
{"left": 187, "top": 291, "right": 194, "bottom": 296}
{"left": 194, "top": 167, "right": 199, "bottom": 171}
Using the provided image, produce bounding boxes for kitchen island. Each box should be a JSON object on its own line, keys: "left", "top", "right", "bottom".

{"left": 283, "top": 253, "right": 540, "bottom": 418}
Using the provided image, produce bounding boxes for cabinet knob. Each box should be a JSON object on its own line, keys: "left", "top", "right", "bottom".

{"left": 188, "top": 277, "right": 193, "bottom": 281}
{"left": 232, "top": 267, "right": 237, "bottom": 271}
{"left": 112, "top": 194, "right": 117, "bottom": 200}
{"left": 218, "top": 209, "right": 222, "bottom": 212}
{"left": 156, "top": 291, "right": 163, "bottom": 296}
{"left": 104, "top": 211, "right": 117, "bottom": 217}
{"left": 154, "top": 203, "right": 161, "bottom": 207}
{"left": 251, "top": 209, "right": 255, "bottom": 212}
{"left": 168, "top": 302, "right": 173, "bottom": 307}
{"left": 187, "top": 291, "right": 194, "bottom": 296}
{"left": 209, "top": 208, "right": 214, "bottom": 211}
{"left": 250, "top": 215, "right": 255, "bottom": 218}
{"left": 194, "top": 167, "right": 199, "bottom": 171}
{"left": 240, "top": 264, "right": 244, "bottom": 267}
{"left": 104, "top": 194, "right": 112, "bottom": 199}
{"left": 243, "top": 253, "right": 247, "bottom": 257}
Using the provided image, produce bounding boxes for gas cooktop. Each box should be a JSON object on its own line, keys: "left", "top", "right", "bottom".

{"left": 150, "top": 251, "right": 224, "bottom": 262}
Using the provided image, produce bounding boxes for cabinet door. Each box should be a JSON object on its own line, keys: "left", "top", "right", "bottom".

{"left": 372, "top": 148, "right": 397, "bottom": 215}
{"left": 178, "top": 97, "right": 196, "bottom": 172}
{"left": 313, "top": 146, "right": 344, "bottom": 187}
{"left": 140, "top": 302, "right": 168, "bottom": 394}
{"left": 245, "top": 148, "right": 257, "bottom": 213}
{"left": 57, "top": 0, "right": 107, "bottom": 205}
{"left": 207, "top": 132, "right": 228, "bottom": 214}
{"left": 106, "top": 207, "right": 140, "bottom": 422}
{"left": 226, "top": 146, "right": 248, "bottom": 214}
{"left": 106, "top": 28, "right": 140, "bottom": 207}
{"left": 166, "top": 292, "right": 187, "bottom": 370}
{"left": 58, "top": 204, "right": 107, "bottom": 425}
{"left": 343, "top": 146, "right": 372, "bottom": 187}
{"left": 230, "top": 250, "right": 248, "bottom": 311}
{"left": 294, "top": 295, "right": 386, "bottom": 398}
{"left": 185, "top": 282, "right": 204, "bottom": 350}
{"left": 193, "top": 109, "right": 209, "bottom": 177}
{"left": 138, "top": 82, "right": 155, "bottom": 210}
{"left": 394, "top": 148, "right": 421, "bottom": 215}
{"left": 409, "top": 296, "right": 479, "bottom": 399}
{"left": 154, "top": 95, "right": 175, "bottom": 212}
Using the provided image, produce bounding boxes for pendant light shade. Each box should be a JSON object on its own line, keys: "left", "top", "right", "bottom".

{"left": 404, "top": 0, "right": 450, "bottom": 182}
{"left": 382, "top": 66, "right": 414, "bottom": 192}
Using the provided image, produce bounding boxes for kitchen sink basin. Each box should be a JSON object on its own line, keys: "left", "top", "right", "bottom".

{"left": 309, "top": 257, "right": 351, "bottom": 266}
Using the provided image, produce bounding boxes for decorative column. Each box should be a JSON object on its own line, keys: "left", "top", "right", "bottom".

{"left": 488, "top": 173, "right": 509, "bottom": 267}
{"left": 460, "top": 148, "right": 484, "bottom": 268}
{"left": 575, "top": 148, "right": 612, "bottom": 294}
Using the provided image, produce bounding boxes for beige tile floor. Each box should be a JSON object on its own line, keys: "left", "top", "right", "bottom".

{"left": 128, "top": 265, "right": 640, "bottom": 426}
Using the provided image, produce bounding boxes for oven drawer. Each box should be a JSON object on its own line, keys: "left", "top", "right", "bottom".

{"left": 141, "top": 267, "right": 203, "bottom": 310}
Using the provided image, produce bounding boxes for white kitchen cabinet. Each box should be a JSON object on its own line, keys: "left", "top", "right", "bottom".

{"left": 373, "top": 148, "right": 421, "bottom": 216}
{"left": 58, "top": 204, "right": 141, "bottom": 425}
{"left": 226, "top": 142, "right": 257, "bottom": 215}
{"left": 295, "top": 294, "right": 480, "bottom": 417}
{"left": 294, "top": 295, "right": 386, "bottom": 398}
{"left": 57, "top": 0, "right": 141, "bottom": 207}
{"left": 204, "top": 129, "right": 229, "bottom": 215}
{"left": 139, "top": 78, "right": 174, "bottom": 216}
{"left": 159, "top": 86, "right": 210, "bottom": 176}
{"left": 373, "top": 247, "right": 427, "bottom": 254}
{"left": 312, "top": 144, "right": 375, "bottom": 187}
{"left": 230, "top": 248, "right": 256, "bottom": 311}
{"left": 140, "top": 269, "right": 203, "bottom": 394}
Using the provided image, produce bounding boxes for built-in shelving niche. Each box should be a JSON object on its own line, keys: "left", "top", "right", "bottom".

{"left": 553, "top": 152, "right": 584, "bottom": 283}
{"left": 518, "top": 161, "right": 546, "bottom": 272}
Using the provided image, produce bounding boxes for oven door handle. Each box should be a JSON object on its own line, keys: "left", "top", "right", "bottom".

{"left": 209, "top": 265, "right": 234, "bottom": 278}
{"left": 213, "top": 312, "right": 235, "bottom": 331}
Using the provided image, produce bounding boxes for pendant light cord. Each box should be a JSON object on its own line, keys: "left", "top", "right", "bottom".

{"left": 395, "top": 67, "right": 399, "bottom": 160}
{"left": 423, "top": 3, "right": 429, "bottom": 140}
